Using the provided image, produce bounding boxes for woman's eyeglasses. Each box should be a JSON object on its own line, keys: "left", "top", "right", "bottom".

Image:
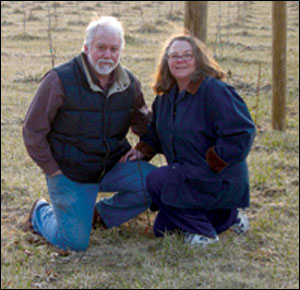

{"left": 168, "top": 54, "right": 194, "bottom": 62}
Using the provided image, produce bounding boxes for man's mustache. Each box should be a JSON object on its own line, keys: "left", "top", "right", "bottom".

{"left": 97, "top": 59, "right": 114, "bottom": 65}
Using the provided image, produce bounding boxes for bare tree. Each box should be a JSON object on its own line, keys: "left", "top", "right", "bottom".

{"left": 53, "top": 2, "right": 58, "bottom": 29}
{"left": 76, "top": 2, "right": 81, "bottom": 24}
{"left": 22, "top": 1, "right": 26, "bottom": 37}
{"left": 272, "top": 1, "right": 287, "bottom": 131}
{"left": 227, "top": 2, "right": 231, "bottom": 44}
{"left": 184, "top": 1, "right": 208, "bottom": 44}
{"left": 140, "top": 2, "right": 144, "bottom": 22}
{"left": 47, "top": 2, "right": 55, "bottom": 68}
{"left": 213, "top": 2, "right": 223, "bottom": 58}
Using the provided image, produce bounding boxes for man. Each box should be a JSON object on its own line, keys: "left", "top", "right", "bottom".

{"left": 23, "top": 17, "right": 156, "bottom": 251}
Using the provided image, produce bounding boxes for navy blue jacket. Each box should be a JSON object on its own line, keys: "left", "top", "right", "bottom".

{"left": 140, "top": 77, "right": 256, "bottom": 210}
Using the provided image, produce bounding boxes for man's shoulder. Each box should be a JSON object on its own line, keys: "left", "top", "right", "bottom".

{"left": 119, "top": 65, "right": 137, "bottom": 83}
{"left": 40, "top": 69, "right": 61, "bottom": 87}
{"left": 53, "top": 55, "right": 79, "bottom": 75}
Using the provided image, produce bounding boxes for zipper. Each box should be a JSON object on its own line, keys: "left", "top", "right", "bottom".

{"left": 98, "top": 94, "right": 111, "bottom": 181}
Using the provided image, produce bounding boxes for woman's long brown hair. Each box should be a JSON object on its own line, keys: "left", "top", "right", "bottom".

{"left": 153, "top": 35, "right": 226, "bottom": 95}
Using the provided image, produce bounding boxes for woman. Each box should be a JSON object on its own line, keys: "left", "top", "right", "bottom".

{"left": 121, "top": 35, "right": 256, "bottom": 247}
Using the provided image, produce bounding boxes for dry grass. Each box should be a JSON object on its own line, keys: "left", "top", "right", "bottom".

{"left": 1, "top": 1, "right": 299, "bottom": 289}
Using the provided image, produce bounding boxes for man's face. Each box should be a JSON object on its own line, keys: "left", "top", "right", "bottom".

{"left": 85, "top": 27, "right": 122, "bottom": 76}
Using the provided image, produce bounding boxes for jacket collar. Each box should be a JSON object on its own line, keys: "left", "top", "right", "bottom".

{"left": 168, "top": 76, "right": 205, "bottom": 104}
{"left": 185, "top": 76, "right": 205, "bottom": 95}
{"left": 79, "top": 52, "right": 131, "bottom": 97}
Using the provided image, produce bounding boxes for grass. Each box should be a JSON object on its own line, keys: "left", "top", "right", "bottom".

{"left": 1, "top": 1, "right": 299, "bottom": 289}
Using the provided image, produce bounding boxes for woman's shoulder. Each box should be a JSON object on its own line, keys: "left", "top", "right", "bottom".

{"left": 204, "top": 76, "right": 238, "bottom": 97}
{"left": 203, "top": 76, "right": 232, "bottom": 91}
{"left": 201, "top": 76, "right": 244, "bottom": 109}
{"left": 153, "top": 86, "right": 175, "bottom": 103}
{"left": 150, "top": 92, "right": 168, "bottom": 110}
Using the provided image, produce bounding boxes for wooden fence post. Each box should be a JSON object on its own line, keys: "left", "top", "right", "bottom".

{"left": 184, "top": 1, "right": 208, "bottom": 44}
{"left": 272, "top": 1, "right": 287, "bottom": 131}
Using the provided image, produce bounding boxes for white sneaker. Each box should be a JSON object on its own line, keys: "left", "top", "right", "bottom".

{"left": 184, "top": 233, "right": 219, "bottom": 248}
{"left": 231, "top": 209, "right": 249, "bottom": 234}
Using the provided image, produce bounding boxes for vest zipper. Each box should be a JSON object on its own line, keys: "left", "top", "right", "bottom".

{"left": 99, "top": 95, "right": 111, "bottom": 181}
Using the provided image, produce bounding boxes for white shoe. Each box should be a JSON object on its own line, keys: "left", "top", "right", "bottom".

{"left": 231, "top": 209, "right": 249, "bottom": 234}
{"left": 184, "top": 233, "right": 219, "bottom": 248}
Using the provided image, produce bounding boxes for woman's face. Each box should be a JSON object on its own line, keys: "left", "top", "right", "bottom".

{"left": 167, "top": 40, "right": 196, "bottom": 83}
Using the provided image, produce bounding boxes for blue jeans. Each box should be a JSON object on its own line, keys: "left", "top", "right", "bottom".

{"left": 31, "top": 161, "right": 156, "bottom": 251}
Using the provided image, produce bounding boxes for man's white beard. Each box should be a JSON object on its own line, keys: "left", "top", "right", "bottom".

{"left": 88, "top": 54, "right": 120, "bottom": 76}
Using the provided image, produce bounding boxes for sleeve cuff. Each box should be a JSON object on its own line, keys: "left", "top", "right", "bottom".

{"left": 135, "top": 142, "right": 157, "bottom": 161}
{"left": 43, "top": 161, "right": 61, "bottom": 176}
{"left": 205, "top": 146, "right": 229, "bottom": 173}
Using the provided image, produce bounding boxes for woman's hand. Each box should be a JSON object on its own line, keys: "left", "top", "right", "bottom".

{"left": 119, "top": 148, "right": 145, "bottom": 163}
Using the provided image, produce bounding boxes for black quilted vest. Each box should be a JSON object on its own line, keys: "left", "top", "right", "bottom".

{"left": 47, "top": 55, "right": 135, "bottom": 183}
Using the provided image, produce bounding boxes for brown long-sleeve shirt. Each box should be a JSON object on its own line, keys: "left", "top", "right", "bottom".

{"left": 23, "top": 54, "right": 151, "bottom": 176}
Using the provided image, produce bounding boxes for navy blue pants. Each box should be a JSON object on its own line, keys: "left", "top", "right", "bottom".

{"left": 146, "top": 165, "right": 238, "bottom": 238}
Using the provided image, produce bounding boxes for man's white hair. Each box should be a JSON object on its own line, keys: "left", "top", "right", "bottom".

{"left": 83, "top": 16, "right": 125, "bottom": 50}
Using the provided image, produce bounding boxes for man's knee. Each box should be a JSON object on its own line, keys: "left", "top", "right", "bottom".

{"left": 65, "top": 235, "right": 90, "bottom": 252}
{"left": 61, "top": 223, "right": 92, "bottom": 252}
{"left": 72, "top": 241, "right": 89, "bottom": 252}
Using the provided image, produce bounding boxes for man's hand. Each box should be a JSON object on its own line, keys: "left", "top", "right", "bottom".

{"left": 51, "top": 170, "right": 63, "bottom": 177}
{"left": 119, "top": 148, "right": 145, "bottom": 163}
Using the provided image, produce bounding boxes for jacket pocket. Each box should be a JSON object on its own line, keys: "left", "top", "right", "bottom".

{"left": 160, "top": 177, "right": 224, "bottom": 210}
{"left": 185, "top": 177, "right": 223, "bottom": 193}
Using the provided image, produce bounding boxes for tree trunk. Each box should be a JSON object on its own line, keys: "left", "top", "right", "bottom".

{"left": 272, "top": 1, "right": 287, "bottom": 131}
{"left": 184, "top": 1, "right": 208, "bottom": 44}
